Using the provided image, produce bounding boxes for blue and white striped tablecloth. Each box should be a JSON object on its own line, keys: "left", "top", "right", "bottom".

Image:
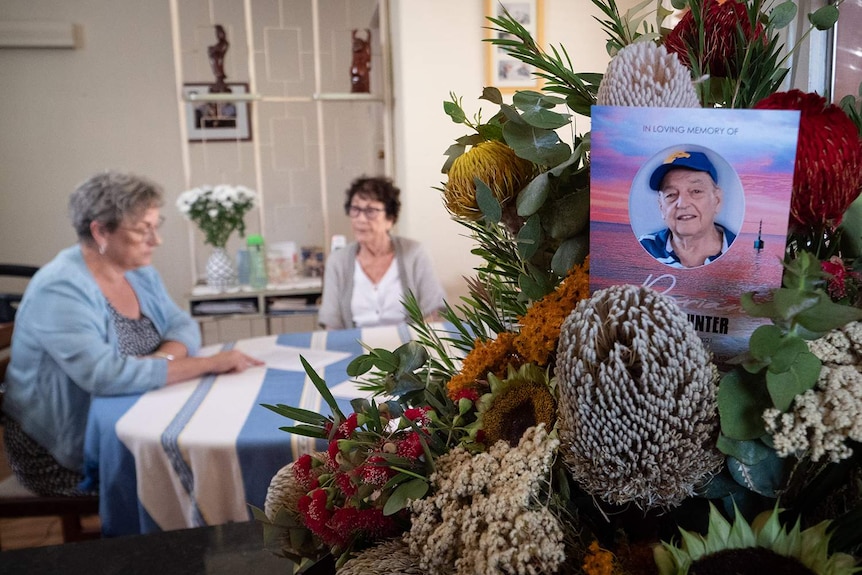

{"left": 83, "top": 323, "right": 415, "bottom": 536}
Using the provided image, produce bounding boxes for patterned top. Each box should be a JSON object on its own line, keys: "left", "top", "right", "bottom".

{"left": 107, "top": 302, "right": 162, "bottom": 357}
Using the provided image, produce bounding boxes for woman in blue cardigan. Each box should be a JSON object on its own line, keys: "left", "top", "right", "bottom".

{"left": 1, "top": 171, "right": 262, "bottom": 496}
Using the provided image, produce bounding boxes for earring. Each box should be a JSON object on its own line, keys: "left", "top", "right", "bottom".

{"left": 98, "top": 243, "right": 106, "bottom": 255}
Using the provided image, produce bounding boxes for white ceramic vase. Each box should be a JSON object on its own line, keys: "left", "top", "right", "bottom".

{"left": 206, "top": 246, "right": 236, "bottom": 289}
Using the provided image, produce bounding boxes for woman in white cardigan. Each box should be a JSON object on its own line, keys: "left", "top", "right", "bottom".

{"left": 318, "top": 176, "right": 445, "bottom": 330}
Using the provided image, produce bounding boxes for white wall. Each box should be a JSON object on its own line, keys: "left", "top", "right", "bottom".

{"left": 0, "top": 0, "right": 631, "bottom": 306}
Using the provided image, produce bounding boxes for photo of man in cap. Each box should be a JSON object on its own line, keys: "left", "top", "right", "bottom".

{"left": 638, "top": 149, "right": 737, "bottom": 268}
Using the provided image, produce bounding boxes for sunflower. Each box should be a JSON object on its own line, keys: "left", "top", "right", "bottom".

{"left": 654, "top": 503, "right": 859, "bottom": 575}
{"left": 470, "top": 363, "right": 556, "bottom": 447}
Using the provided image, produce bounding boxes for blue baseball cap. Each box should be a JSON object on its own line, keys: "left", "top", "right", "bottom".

{"left": 649, "top": 150, "right": 718, "bottom": 191}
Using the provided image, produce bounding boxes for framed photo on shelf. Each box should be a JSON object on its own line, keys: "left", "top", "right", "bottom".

{"left": 182, "top": 82, "right": 252, "bottom": 142}
{"left": 485, "top": 0, "right": 544, "bottom": 92}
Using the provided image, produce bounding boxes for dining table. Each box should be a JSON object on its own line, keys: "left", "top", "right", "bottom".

{"left": 82, "top": 323, "right": 419, "bottom": 537}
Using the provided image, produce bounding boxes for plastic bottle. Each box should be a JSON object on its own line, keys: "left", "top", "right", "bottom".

{"left": 246, "top": 234, "right": 268, "bottom": 290}
{"left": 236, "top": 249, "right": 251, "bottom": 286}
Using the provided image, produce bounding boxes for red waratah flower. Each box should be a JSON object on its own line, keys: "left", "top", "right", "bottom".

{"left": 664, "top": 0, "right": 765, "bottom": 78}
{"left": 754, "top": 90, "right": 862, "bottom": 229}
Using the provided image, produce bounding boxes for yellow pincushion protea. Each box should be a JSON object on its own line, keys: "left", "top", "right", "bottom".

{"left": 654, "top": 503, "right": 859, "bottom": 575}
{"left": 443, "top": 140, "right": 535, "bottom": 220}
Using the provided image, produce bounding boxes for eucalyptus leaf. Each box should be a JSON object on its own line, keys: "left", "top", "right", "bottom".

{"left": 769, "top": 1, "right": 797, "bottom": 29}
{"left": 517, "top": 214, "right": 543, "bottom": 260}
{"left": 543, "top": 189, "right": 590, "bottom": 239}
{"left": 765, "top": 351, "right": 821, "bottom": 411}
{"left": 808, "top": 4, "right": 839, "bottom": 30}
{"left": 716, "top": 435, "right": 772, "bottom": 465}
{"left": 480, "top": 86, "right": 504, "bottom": 105}
{"left": 368, "top": 348, "right": 399, "bottom": 372}
{"left": 346, "top": 355, "right": 374, "bottom": 377}
{"left": 350, "top": 397, "right": 371, "bottom": 414}
{"left": 389, "top": 372, "right": 427, "bottom": 397}
{"left": 551, "top": 233, "right": 589, "bottom": 276}
{"left": 517, "top": 102, "right": 571, "bottom": 130}
{"left": 768, "top": 334, "right": 809, "bottom": 373}
{"left": 393, "top": 341, "right": 429, "bottom": 374}
{"left": 795, "top": 295, "right": 862, "bottom": 336}
{"left": 726, "top": 450, "right": 791, "bottom": 497}
{"left": 838, "top": 195, "right": 862, "bottom": 256}
{"left": 383, "top": 478, "right": 429, "bottom": 516}
{"left": 516, "top": 172, "right": 550, "bottom": 216}
{"left": 443, "top": 100, "right": 466, "bottom": 124}
{"left": 475, "top": 178, "right": 502, "bottom": 223}
{"left": 748, "top": 324, "right": 783, "bottom": 362}
{"left": 518, "top": 272, "right": 547, "bottom": 301}
{"left": 503, "top": 121, "right": 571, "bottom": 166}
{"left": 717, "top": 368, "right": 771, "bottom": 440}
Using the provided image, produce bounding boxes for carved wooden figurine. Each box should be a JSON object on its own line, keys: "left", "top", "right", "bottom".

{"left": 350, "top": 29, "right": 371, "bottom": 93}
{"left": 208, "top": 25, "right": 230, "bottom": 93}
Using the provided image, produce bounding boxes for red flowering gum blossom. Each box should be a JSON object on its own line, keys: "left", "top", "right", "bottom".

{"left": 396, "top": 431, "right": 425, "bottom": 460}
{"left": 335, "top": 413, "right": 359, "bottom": 439}
{"left": 403, "top": 406, "right": 432, "bottom": 426}
{"left": 453, "top": 388, "right": 480, "bottom": 402}
{"left": 292, "top": 453, "right": 319, "bottom": 490}
{"left": 298, "top": 488, "right": 339, "bottom": 545}
{"left": 664, "top": 0, "right": 765, "bottom": 77}
{"left": 358, "top": 454, "right": 396, "bottom": 486}
{"left": 755, "top": 89, "right": 862, "bottom": 229}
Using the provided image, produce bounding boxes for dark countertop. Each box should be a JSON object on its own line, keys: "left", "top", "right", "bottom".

{"left": 0, "top": 520, "right": 335, "bottom": 575}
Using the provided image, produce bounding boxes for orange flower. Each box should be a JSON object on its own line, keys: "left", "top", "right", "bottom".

{"left": 582, "top": 540, "right": 617, "bottom": 575}
{"left": 513, "top": 257, "right": 591, "bottom": 366}
{"left": 446, "top": 332, "right": 522, "bottom": 400}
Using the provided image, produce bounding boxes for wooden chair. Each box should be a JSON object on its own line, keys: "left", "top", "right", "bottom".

{"left": 0, "top": 264, "right": 39, "bottom": 323}
{"left": 0, "top": 322, "right": 101, "bottom": 549}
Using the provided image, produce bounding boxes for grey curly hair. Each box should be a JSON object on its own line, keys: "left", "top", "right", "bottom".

{"left": 69, "top": 170, "right": 163, "bottom": 242}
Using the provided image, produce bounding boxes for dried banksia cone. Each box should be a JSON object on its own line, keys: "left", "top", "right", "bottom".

{"left": 443, "top": 140, "right": 535, "bottom": 221}
{"left": 555, "top": 284, "right": 722, "bottom": 509}
{"left": 340, "top": 538, "right": 426, "bottom": 575}
{"left": 264, "top": 461, "right": 306, "bottom": 521}
{"left": 596, "top": 42, "right": 700, "bottom": 108}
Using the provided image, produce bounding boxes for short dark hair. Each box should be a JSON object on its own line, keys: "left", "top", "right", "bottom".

{"left": 344, "top": 176, "right": 401, "bottom": 223}
{"left": 69, "top": 171, "right": 164, "bottom": 241}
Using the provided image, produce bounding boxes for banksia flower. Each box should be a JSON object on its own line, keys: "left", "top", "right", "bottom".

{"left": 754, "top": 90, "right": 862, "bottom": 229}
{"left": 596, "top": 42, "right": 699, "bottom": 108}
{"left": 663, "top": 0, "right": 765, "bottom": 78}
{"left": 555, "top": 284, "right": 722, "bottom": 509}
{"left": 265, "top": 460, "right": 308, "bottom": 520}
{"left": 443, "top": 140, "right": 535, "bottom": 221}
{"left": 340, "top": 538, "right": 426, "bottom": 575}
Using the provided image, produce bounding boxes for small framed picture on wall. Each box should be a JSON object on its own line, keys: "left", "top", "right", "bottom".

{"left": 485, "top": 0, "right": 544, "bottom": 92}
{"left": 182, "top": 83, "right": 252, "bottom": 142}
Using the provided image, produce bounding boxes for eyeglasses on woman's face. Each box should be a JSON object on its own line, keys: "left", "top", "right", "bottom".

{"left": 347, "top": 204, "right": 385, "bottom": 219}
{"left": 119, "top": 215, "right": 165, "bottom": 243}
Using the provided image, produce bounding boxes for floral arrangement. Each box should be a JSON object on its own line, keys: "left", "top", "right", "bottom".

{"left": 256, "top": 0, "right": 862, "bottom": 573}
{"left": 175, "top": 184, "right": 256, "bottom": 248}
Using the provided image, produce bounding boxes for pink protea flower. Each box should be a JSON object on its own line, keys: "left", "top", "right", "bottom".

{"left": 755, "top": 90, "right": 862, "bottom": 229}
{"left": 664, "top": 0, "right": 765, "bottom": 78}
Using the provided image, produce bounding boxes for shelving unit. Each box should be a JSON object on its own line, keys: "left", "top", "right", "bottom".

{"left": 187, "top": 278, "right": 323, "bottom": 345}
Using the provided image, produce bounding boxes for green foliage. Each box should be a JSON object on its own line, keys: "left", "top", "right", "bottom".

{"left": 717, "top": 252, "right": 862, "bottom": 502}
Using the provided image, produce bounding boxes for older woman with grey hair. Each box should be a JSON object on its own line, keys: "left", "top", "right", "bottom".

{"left": 1, "top": 171, "right": 262, "bottom": 497}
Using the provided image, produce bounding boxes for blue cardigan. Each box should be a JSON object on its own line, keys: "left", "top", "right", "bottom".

{"left": 2, "top": 245, "right": 201, "bottom": 471}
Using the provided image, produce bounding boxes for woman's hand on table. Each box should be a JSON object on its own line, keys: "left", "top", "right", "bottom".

{"left": 163, "top": 350, "right": 265, "bottom": 385}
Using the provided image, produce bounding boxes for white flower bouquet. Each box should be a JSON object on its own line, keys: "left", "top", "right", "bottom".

{"left": 176, "top": 184, "right": 256, "bottom": 248}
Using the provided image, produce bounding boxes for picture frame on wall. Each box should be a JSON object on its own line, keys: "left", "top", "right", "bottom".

{"left": 485, "top": 0, "right": 544, "bottom": 92}
{"left": 182, "top": 83, "right": 252, "bottom": 142}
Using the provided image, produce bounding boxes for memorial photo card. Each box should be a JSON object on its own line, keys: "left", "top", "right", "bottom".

{"left": 589, "top": 105, "right": 801, "bottom": 364}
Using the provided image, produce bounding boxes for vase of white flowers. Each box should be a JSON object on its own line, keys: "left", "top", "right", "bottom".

{"left": 176, "top": 184, "right": 257, "bottom": 288}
